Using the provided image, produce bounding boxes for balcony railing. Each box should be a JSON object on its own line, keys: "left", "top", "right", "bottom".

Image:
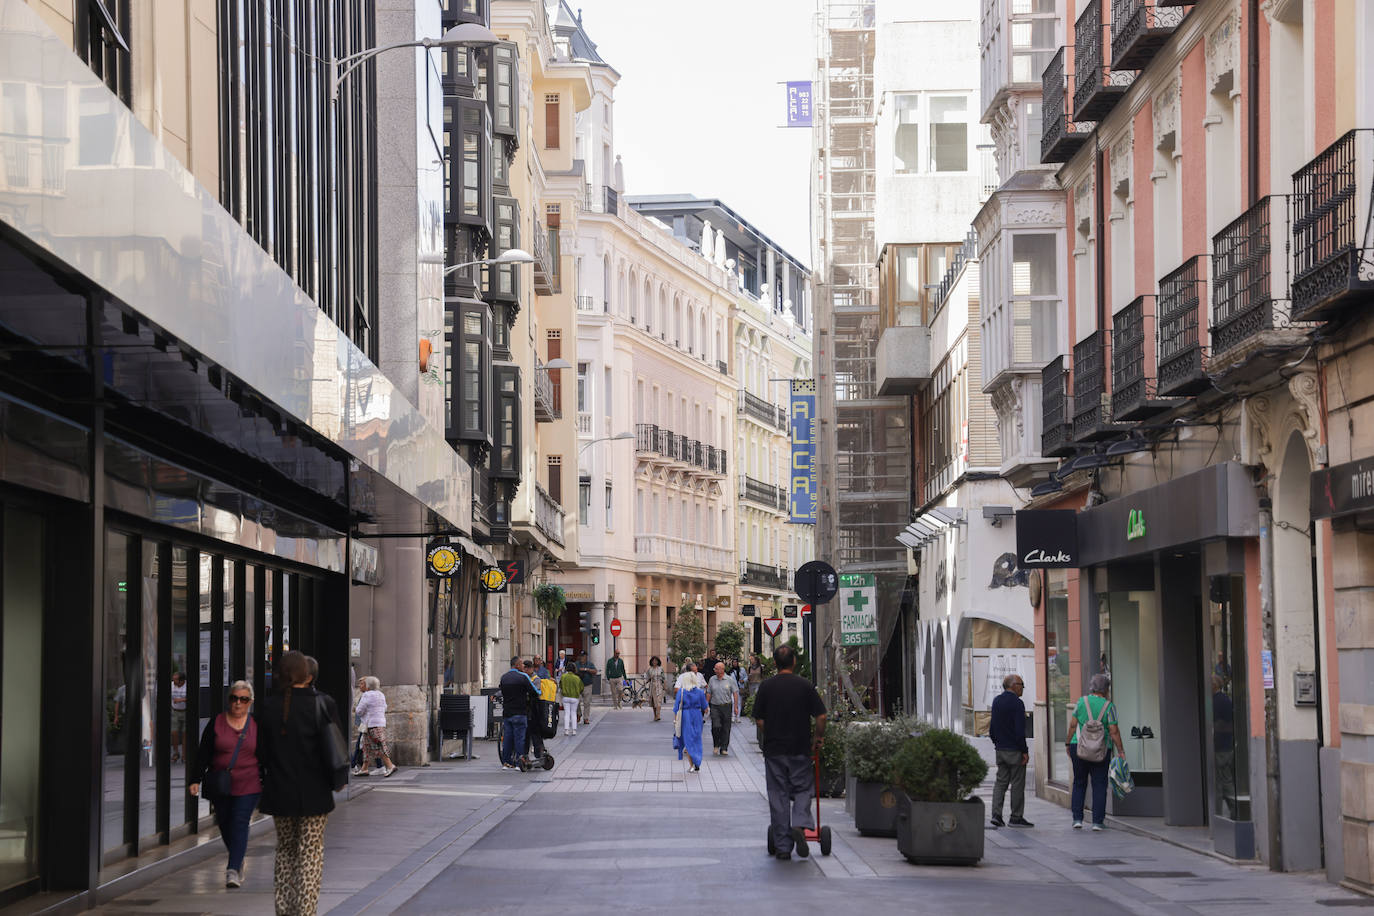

{"left": 1290, "top": 129, "right": 1374, "bottom": 322}
{"left": 708, "top": 445, "right": 728, "bottom": 475}
{"left": 740, "top": 561, "right": 788, "bottom": 591}
{"left": 636, "top": 422, "right": 658, "bottom": 452}
{"left": 634, "top": 535, "right": 732, "bottom": 576}
{"left": 633, "top": 423, "right": 727, "bottom": 475}
{"left": 717, "top": 359, "right": 728, "bottom": 375}
{"left": 1157, "top": 255, "right": 1210, "bottom": 396}
{"left": 1074, "top": 0, "right": 1135, "bottom": 121}
{"left": 739, "top": 475, "right": 787, "bottom": 512}
{"left": 577, "top": 411, "right": 593, "bottom": 435}
{"left": 1111, "top": 0, "right": 1186, "bottom": 70}
{"left": 1041, "top": 355, "right": 1075, "bottom": 458}
{"left": 534, "top": 483, "right": 565, "bottom": 547}
{"left": 739, "top": 389, "right": 787, "bottom": 430}
{"left": 1041, "top": 47, "right": 1092, "bottom": 164}
{"left": 534, "top": 360, "right": 558, "bottom": 421}
{"left": 576, "top": 295, "right": 597, "bottom": 312}
{"left": 1111, "top": 296, "right": 1169, "bottom": 420}
{"left": 1072, "top": 330, "right": 1117, "bottom": 441}
{"left": 531, "top": 219, "right": 555, "bottom": 295}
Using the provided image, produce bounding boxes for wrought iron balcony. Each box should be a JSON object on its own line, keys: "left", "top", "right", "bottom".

{"left": 707, "top": 445, "right": 728, "bottom": 476}
{"left": 604, "top": 185, "right": 620, "bottom": 217}
{"left": 739, "top": 475, "right": 787, "bottom": 512}
{"left": 531, "top": 219, "right": 555, "bottom": 295}
{"left": 740, "top": 561, "right": 788, "bottom": 591}
{"left": 1111, "top": 0, "right": 1186, "bottom": 70}
{"left": 1074, "top": 0, "right": 1135, "bottom": 121}
{"left": 1041, "top": 355, "right": 1075, "bottom": 458}
{"left": 1156, "top": 256, "right": 1210, "bottom": 396}
{"left": 717, "top": 359, "right": 728, "bottom": 375}
{"left": 1041, "top": 47, "right": 1093, "bottom": 164}
{"left": 635, "top": 422, "right": 658, "bottom": 452}
{"left": 1111, "top": 296, "right": 1171, "bottom": 421}
{"left": 1290, "top": 129, "right": 1374, "bottom": 322}
{"left": 739, "top": 389, "right": 787, "bottom": 430}
{"left": 534, "top": 482, "right": 565, "bottom": 547}
{"left": 1073, "top": 330, "right": 1118, "bottom": 441}
{"left": 533, "top": 360, "right": 558, "bottom": 421}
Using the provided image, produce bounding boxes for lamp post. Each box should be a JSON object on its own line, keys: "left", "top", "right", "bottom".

{"left": 442, "top": 248, "right": 535, "bottom": 276}
{"left": 579, "top": 431, "right": 636, "bottom": 460}
{"left": 330, "top": 22, "right": 500, "bottom": 101}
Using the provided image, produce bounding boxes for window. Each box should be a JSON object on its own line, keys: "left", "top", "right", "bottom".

{"left": 493, "top": 366, "right": 520, "bottom": 477}
{"left": 546, "top": 205, "right": 562, "bottom": 291}
{"left": 442, "top": 0, "right": 488, "bottom": 26}
{"left": 1011, "top": 233, "right": 1059, "bottom": 364}
{"left": 491, "top": 303, "right": 511, "bottom": 358}
{"left": 487, "top": 196, "right": 520, "bottom": 301}
{"left": 78, "top": 0, "right": 131, "bottom": 104}
{"left": 577, "top": 362, "right": 590, "bottom": 412}
{"left": 579, "top": 479, "right": 591, "bottom": 526}
{"left": 547, "top": 455, "right": 562, "bottom": 504}
{"left": 1010, "top": 0, "right": 1057, "bottom": 84}
{"left": 445, "top": 301, "right": 491, "bottom": 445}
{"left": 929, "top": 97, "right": 969, "bottom": 172}
{"left": 441, "top": 46, "right": 473, "bottom": 91}
{"left": 894, "top": 94, "right": 920, "bottom": 173}
{"left": 490, "top": 42, "right": 519, "bottom": 138}
{"left": 544, "top": 93, "right": 561, "bottom": 149}
{"left": 605, "top": 483, "right": 614, "bottom": 530}
{"left": 547, "top": 329, "right": 563, "bottom": 412}
{"left": 603, "top": 367, "right": 612, "bottom": 417}
{"left": 450, "top": 98, "right": 492, "bottom": 230}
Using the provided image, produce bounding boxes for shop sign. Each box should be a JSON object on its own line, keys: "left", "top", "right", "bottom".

{"left": 716, "top": 595, "right": 731, "bottom": 608}
{"left": 1311, "top": 456, "right": 1374, "bottom": 520}
{"left": 561, "top": 584, "right": 596, "bottom": 602}
{"left": 789, "top": 380, "right": 818, "bottom": 524}
{"left": 1015, "top": 510, "right": 1078, "bottom": 568}
{"left": 426, "top": 539, "right": 460, "bottom": 578}
{"left": 1126, "top": 509, "right": 1146, "bottom": 540}
{"left": 838, "top": 572, "right": 879, "bottom": 646}
{"left": 783, "top": 604, "right": 799, "bottom": 618}
{"left": 741, "top": 604, "right": 756, "bottom": 616}
{"left": 478, "top": 565, "right": 507, "bottom": 592}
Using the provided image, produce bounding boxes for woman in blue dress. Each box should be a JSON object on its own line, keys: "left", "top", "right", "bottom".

{"left": 673, "top": 662, "right": 708, "bottom": 772}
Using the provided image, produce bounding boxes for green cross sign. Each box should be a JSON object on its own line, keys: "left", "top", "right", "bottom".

{"left": 838, "top": 572, "right": 878, "bottom": 647}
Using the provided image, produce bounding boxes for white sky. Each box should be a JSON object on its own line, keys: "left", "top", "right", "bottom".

{"left": 573, "top": 0, "right": 815, "bottom": 263}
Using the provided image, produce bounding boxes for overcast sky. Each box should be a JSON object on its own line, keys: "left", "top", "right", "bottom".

{"left": 573, "top": 0, "right": 815, "bottom": 263}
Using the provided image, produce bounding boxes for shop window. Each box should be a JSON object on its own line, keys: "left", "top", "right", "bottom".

{"left": 445, "top": 301, "right": 491, "bottom": 446}
{"left": 1208, "top": 575, "right": 1250, "bottom": 821}
{"left": 1099, "top": 588, "right": 1162, "bottom": 778}
{"left": 493, "top": 365, "right": 520, "bottom": 478}
{"left": 0, "top": 508, "right": 44, "bottom": 890}
{"left": 1045, "top": 571, "right": 1072, "bottom": 784}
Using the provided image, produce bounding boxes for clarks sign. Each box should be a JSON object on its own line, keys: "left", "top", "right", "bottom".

{"left": 1015, "top": 510, "right": 1078, "bottom": 569}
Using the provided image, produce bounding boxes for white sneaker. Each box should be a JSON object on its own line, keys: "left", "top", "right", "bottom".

{"left": 1072, "top": 821, "right": 1083, "bottom": 829}
{"left": 1091, "top": 824, "right": 1104, "bottom": 831}
{"left": 225, "top": 869, "right": 242, "bottom": 888}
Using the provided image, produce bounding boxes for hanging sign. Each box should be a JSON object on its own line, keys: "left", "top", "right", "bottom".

{"left": 479, "top": 565, "right": 508, "bottom": 593}
{"left": 1015, "top": 510, "right": 1078, "bottom": 568}
{"left": 789, "top": 380, "right": 818, "bottom": 524}
{"left": 838, "top": 572, "right": 879, "bottom": 646}
{"left": 426, "top": 539, "right": 460, "bottom": 578}
{"left": 785, "top": 81, "right": 814, "bottom": 127}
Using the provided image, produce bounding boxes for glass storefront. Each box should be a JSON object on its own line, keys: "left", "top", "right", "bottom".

{"left": 1099, "top": 589, "right": 1162, "bottom": 777}
{"left": 1208, "top": 574, "right": 1250, "bottom": 821}
{"left": 0, "top": 508, "right": 45, "bottom": 894}
{"left": 1045, "top": 571, "right": 1072, "bottom": 784}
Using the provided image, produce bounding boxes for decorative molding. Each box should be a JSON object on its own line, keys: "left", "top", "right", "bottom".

{"left": 1261, "top": 0, "right": 1302, "bottom": 25}
{"left": 1153, "top": 71, "right": 1181, "bottom": 151}
{"left": 1206, "top": 10, "right": 1239, "bottom": 94}
{"left": 1074, "top": 177, "right": 1094, "bottom": 237}
{"left": 1247, "top": 395, "right": 1275, "bottom": 467}
{"left": 1005, "top": 202, "right": 1065, "bottom": 226}
{"left": 1288, "top": 371, "right": 1323, "bottom": 462}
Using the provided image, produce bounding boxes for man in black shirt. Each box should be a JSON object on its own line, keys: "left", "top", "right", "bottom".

{"left": 988, "top": 672, "right": 1032, "bottom": 827}
{"left": 498, "top": 656, "right": 539, "bottom": 769}
{"left": 751, "top": 644, "right": 826, "bottom": 860}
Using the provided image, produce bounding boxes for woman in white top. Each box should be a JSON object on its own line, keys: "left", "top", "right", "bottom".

{"left": 673, "top": 658, "right": 707, "bottom": 697}
{"left": 353, "top": 677, "right": 397, "bottom": 777}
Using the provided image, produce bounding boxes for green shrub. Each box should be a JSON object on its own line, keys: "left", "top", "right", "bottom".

{"left": 890, "top": 728, "right": 988, "bottom": 803}
{"left": 818, "top": 719, "right": 847, "bottom": 776}
{"left": 843, "top": 718, "right": 903, "bottom": 782}
{"left": 741, "top": 692, "right": 756, "bottom": 719}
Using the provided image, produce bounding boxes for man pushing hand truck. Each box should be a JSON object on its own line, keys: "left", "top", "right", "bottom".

{"left": 752, "top": 644, "right": 832, "bottom": 859}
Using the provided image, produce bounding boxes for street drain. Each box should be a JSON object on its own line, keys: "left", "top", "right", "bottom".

{"left": 1075, "top": 858, "right": 1126, "bottom": 865}
{"left": 1105, "top": 870, "right": 1196, "bottom": 879}
{"left": 1318, "top": 900, "right": 1374, "bottom": 907}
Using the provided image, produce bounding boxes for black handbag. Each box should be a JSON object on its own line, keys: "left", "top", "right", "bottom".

{"left": 204, "top": 719, "right": 248, "bottom": 803}
{"left": 315, "top": 695, "right": 349, "bottom": 789}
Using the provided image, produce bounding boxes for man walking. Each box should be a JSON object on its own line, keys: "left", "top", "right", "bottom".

{"left": 605, "top": 649, "right": 627, "bottom": 710}
{"left": 707, "top": 661, "right": 737, "bottom": 755}
{"left": 989, "top": 672, "right": 1033, "bottom": 827}
{"left": 752, "top": 645, "right": 826, "bottom": 860}
{"left": 576, "top": 651, "right": 598, "bottom": 725}
{"left": 498, "top": 656, "right": 539, "bottom": 769}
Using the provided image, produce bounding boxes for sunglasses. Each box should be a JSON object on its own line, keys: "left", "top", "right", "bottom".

{"left": 229, "top": 695, "right": 252, "bottom": 704}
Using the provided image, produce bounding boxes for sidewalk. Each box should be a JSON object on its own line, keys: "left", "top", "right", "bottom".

{"left": 70, "top": 702, "right": 1369, "bottom": 915}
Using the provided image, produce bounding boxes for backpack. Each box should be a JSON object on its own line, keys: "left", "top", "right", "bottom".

{"left": 1077, "top": 696, "right": 1109, "bottom": 762}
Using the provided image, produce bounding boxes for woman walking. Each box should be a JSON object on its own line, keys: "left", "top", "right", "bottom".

{"left": 188, "top": 680, "right": 260, "bottom": 888}
{"left": 558, "top": 662, "right": 583, "bottom": 736}
{"left": 673, "top": 662, "right": 708, "bottom": 772}
{"left": 353, "top": 676, "right": 397, "bottom": 777}
{"left": 644, "top": 656, "right": 667, "bottom": 721}
{"left": 257, "top": 650, "right": 347, "bottom": 916}
{"left": 1066, "top": 673, "right": 1127, "bottom": 830}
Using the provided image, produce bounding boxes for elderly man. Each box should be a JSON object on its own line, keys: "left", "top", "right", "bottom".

{"left": 989, "top": 672, "right": 1032, "bottom": 827}
{"left": 707, "top": 661, "right": 738, "bottom": 756}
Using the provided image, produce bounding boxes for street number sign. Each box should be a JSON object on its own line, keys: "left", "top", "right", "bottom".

{"left": 609, "top": 618, "right": 622, "bottom": 637}
{"left": 762, "top": 618, "right": 784, "bottom": 638}
{"left": 838, "top": 572, "right": 879, "bottom": 646}
{"left": 795, "top": 560, "right": 839, "bottom": 605}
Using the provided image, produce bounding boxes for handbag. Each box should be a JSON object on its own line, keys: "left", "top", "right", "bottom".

{"left": 203, "top": 718, "right": 248, "bottom": 803}
{"left": 1110, "top": 756, "right": 1134, "bottom": 798}
{"left": 315, "top": 695, "right": 350, "bottom": 788}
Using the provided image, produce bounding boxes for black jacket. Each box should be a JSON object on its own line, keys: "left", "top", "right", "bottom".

{"left": 255, "top": 686, "right": 342, "bottom": 817}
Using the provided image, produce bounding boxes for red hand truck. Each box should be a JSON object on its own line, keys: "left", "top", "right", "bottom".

{"left": 765, "top": 754, "right": 833, "bottom": 856}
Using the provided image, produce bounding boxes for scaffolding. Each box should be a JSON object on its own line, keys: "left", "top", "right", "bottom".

{"left": 814, "top": 0, "right": 910, "bottom": 695}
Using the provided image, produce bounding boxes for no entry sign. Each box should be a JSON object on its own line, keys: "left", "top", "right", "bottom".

{"left": 609, "top": 618, "right": 622, "bottom": 637}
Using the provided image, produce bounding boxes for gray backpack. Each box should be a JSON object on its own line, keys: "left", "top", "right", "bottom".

{"left": 1077, "top": 697, "right": 1109, "bottom": 762}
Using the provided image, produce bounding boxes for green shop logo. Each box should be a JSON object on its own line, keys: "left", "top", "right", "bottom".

{"left": 1126, "top": 509, "right": 1146, "bottom": 541}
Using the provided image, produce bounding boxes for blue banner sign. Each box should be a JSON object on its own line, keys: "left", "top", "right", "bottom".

{"left": 786, "top": 81, "right": 814, "bottom": 127}
{"left": 790, "top": 380, "right": 817, "bottom": 524}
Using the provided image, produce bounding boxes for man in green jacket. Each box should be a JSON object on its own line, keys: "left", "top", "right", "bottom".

{"left": 606, "top": 649, "right": 627, "bottom": 710}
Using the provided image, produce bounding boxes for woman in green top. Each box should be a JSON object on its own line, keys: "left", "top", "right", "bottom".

{"left": 558, "top": 668, "right": 584, "bottom": 736}
{"left": 1066, "top": 673, "right": 1126, "bottom": 830}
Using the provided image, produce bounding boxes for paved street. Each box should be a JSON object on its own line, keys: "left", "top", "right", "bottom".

{"left": 87, "top": 702, "right": 1368, "bottom": 915}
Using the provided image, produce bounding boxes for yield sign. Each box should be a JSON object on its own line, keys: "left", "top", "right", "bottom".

{"left": 763, "top": 618, "right": 784, "bottom": 638}
{"left": 609, "top": 618, "right": 622, "bottom": 637}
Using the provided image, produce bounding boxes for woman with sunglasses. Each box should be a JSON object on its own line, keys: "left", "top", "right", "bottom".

{"left": 189, "top": 680, "right": 261, "bottom": 889}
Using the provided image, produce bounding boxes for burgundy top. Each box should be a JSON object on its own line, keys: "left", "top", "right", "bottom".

{"left": 212, "top": 714, "right": 262, "bottom": 796}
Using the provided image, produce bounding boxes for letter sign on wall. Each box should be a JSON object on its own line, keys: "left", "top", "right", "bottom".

{"left": 1015, "top": 510, "right": 1078, "bottom": 569}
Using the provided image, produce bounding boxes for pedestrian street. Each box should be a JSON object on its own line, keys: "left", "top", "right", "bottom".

{"left": 72, "top": 701, "right": 1365, "bottom": 916}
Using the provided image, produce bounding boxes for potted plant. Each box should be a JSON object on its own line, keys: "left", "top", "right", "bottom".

{"left": 843, "top": 717, "right": 917, "bottom": 836}
{"left": 890, "top": 728, "right": 989, "bottom": 865}
{"left": 532, "top": 583, "right": 566, "bottom": 623}
{"left": 817, "top": 720, "right": 847, "bottom": 798}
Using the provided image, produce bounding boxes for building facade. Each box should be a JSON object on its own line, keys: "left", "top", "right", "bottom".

{"left": 1006, "top": 0, "right": 1374, "bottom": 887}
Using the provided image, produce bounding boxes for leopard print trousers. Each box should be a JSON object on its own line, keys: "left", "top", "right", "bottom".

{"left": 273, "top": 813, "right": 328, "bottom": 916}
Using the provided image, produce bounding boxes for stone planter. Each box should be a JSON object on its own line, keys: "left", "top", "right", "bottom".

{"left": 852, "top": 780, "right": 901, "bottom": 837}
{"left": 896, "top": 796, "right": 985, "bottom": 865}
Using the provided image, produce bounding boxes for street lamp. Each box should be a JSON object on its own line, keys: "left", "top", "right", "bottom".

{"left": 441, "top": 248, "right": 536, "bottom": 276}
{"left": 330, "top": 22, "right": 500, "bottom": 100}
{"left": 579, "top": 431, "right": 635, "bottom": 458}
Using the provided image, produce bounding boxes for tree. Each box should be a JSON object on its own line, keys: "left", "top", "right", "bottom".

{"left": 667, "top": 602, "right": 706, "bottom": 669}
{"left": 713, "top": 620, "right": 748, "bottom": 663}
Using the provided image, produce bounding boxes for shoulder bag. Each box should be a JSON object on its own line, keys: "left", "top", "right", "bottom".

{"left": 315, "top": 694, "right": 350, "bottom": 788}
{"left": 204, "top": 718, "right": 248, "bottom": 803}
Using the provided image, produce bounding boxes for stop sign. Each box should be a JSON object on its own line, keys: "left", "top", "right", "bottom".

{"left": 609, "top": 618, "right": 622, "bottom": 637}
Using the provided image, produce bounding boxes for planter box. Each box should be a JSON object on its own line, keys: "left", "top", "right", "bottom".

{"left": 819, "top": 769, "right": 846, "bottom": 799}
{"left": 896, "top": 796, "right": 985, "bottom": 866}
{"left": 852, "top": 780, "right": 901, "bottom": 837}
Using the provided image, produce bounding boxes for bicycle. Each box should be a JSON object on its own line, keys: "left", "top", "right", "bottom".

{"left": 620, "top": 676, "right": 653, "bottom": 707}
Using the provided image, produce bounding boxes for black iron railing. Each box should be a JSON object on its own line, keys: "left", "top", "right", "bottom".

{"left": 634, "top": 423, "right": 726, "bottom": 475}
{"left": 1157, "top": 256, "right": 1209, "bottom": 395}
{"left": 1041, "top": 355, "right": 1074, "bottom": 457}
{"left": 1041, "top": 47, "right": 1091, "bottom": 164}
{"left": 741, "top": 561, "right": 787, "bottom": 591}
{"left": 740, "top": 389, "right": 786, "bottom": 429}
{"left": 636, "top": 422, "right": 658, "bottom": 451}
{"left": 1213, "top": 196, "right": 1278, "bottom": 355}
{"left": 1072, "top": 330, "right": 1111, "bottom": 440}
{"left": 1075, "top": 0, "right": 1135, "bottom": 120}
{"left": 740, "top": 475, "right": 787, "bottom": 512}
{"left": 1111, "top": 297, "right": 1150, "bottom": 419}
{"left": 1290, "top": 129, "right": 1374, "bottom": 321}
{"left": 1111, "top": 0, "right": 1186, "bottom": 70}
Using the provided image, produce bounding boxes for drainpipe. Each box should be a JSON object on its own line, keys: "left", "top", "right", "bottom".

{"left": 1310, "top": 520, "right": 1326, "bottom": 868}
{"left": 1096, "top": 147, "right": 1107, "bottom": 331}
{"left": 1259, "top": 495, "right": 1282, "bottom": 869}
{"left": 1248, "top": 0, "right": 1260, "bottom": 207}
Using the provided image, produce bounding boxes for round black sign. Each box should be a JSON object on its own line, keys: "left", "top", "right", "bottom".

{"left": 795, "top": 560, "right": 839, "bottom": 605}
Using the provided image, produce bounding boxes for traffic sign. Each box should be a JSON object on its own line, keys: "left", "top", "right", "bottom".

{"left": 763, "top": 618, "right": 784, "bottom": 638}
{"left": 838, "top": 572, "right": 878, "bottom": 646}
{"left": 609, "top": 618, "right": 622, "bottom": 637}
{"left": 795, "top": 560, "right": 839, "bottom": 605}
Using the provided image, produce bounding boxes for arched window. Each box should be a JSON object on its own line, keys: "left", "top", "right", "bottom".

{"left": 643, "top": 279, "right": 652, "bottom": 330}
{"left": 602, "top": 255, "right": 611, "bottom": 312}
{"left": 686, "top": 304, "right": 695, "bottom": 353}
